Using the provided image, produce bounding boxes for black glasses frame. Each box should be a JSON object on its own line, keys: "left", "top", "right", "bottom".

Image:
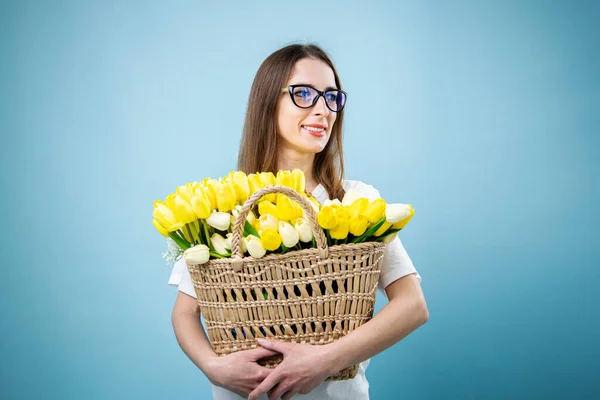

{"left": 281, "top": 85, "right": 347, "bottom": 112}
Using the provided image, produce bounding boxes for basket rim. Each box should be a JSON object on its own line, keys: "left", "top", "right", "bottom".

{"left": 186, "top": 240, "right": 386, "bottom": 267}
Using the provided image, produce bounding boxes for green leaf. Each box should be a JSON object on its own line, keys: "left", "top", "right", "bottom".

{"left": 169, "top": 232, "right": 190, "bottom": 250}
{"left": 244, "top": 220, "right": 260, "bottom": 238}
{"left": 352, "top": 216, "right": 387, "bottom": 243}
{"left": 281, "top": 243, "right": 288, "bottom": 254}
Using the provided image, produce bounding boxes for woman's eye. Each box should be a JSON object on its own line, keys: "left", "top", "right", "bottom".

{"left": 325, "top": 92, "right": 338, "bottom": 102}
{"left": 295, "top": 89, "right": 310, "bottom": 98}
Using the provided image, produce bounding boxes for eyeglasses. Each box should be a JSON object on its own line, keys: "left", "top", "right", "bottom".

{"left": 281, "top": 85, "right": 347, "bottom": 112}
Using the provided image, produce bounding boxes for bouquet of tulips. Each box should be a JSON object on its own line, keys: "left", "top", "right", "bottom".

{"left": 152, "top": 169, "right": 414, "bottom": 267}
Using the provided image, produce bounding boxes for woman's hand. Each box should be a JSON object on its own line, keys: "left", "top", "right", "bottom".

{"left": 205, "top": 347, "right": 280, "bottom": 398}
{"left": 248, "top": 338, "right": 337, "bottom": 400}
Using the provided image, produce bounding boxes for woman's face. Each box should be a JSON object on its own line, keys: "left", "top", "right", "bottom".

{"left": 277, "top": 58, "right": 338, "bottom": 154}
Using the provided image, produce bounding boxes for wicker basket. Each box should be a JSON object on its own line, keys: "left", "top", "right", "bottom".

{"left": 186, "top": 185, "right": 387, "bottom": 381}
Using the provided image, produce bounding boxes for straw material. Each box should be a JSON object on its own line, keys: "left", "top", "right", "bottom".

{"left": 186, "top": 185, "right": 386, "bottom": 381}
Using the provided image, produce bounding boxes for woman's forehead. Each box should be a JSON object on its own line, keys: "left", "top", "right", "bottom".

{"left": 287, "top": 58, "right": 337, "bottom": 90}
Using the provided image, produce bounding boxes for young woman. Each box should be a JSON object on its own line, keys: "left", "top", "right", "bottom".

{"left": 169, "top": 43, "right": 429, "bottom": 400}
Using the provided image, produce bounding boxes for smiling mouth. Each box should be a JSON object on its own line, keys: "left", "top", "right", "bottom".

{"left": 301, "top": 125, "right": 326, "bottom": 137}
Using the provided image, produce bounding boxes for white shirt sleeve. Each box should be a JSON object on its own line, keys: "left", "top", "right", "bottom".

{"left": 351, "top": 181, "right": 423, "bottom": 299}
{"left": 167, "top": 256, "right": 197, "bottom": 298}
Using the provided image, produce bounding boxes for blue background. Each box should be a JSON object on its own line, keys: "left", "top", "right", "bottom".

{"left": 1, "top": 0, "right": 598, "bottom": 399}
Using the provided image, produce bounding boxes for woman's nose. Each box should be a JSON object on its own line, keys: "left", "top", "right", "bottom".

{"left": 312, "top": 95, "right": 330, "bottom": 116}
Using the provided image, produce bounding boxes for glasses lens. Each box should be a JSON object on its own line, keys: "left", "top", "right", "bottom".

{"left": 325, "top": 90, "right": 346, "bottom": 112}
{"left": 291, "top": 86, "right": 317, "bottom": 107}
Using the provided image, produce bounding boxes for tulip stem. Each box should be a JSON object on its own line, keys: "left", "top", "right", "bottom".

{"left": 169, "top": 232, "right": 190, "bottom": 250}
{"left": 201, "top": 220, "right": 216, "bottom": 252}
{"left": 352, "top": 216, "right": 387, "bottom": 243}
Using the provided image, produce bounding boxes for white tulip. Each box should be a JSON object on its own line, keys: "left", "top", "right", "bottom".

{"left": 231, "top": 205, "right": 256, "bottom": 227}
{"left": 342, "top": 189, "right": 363, "bottom": 207}
{"left": 244, "top": 235, "right": 266, "bottom": 258}
{"left": 307, "top": 197, "right": 321, "bottom": 213}
{"left": 210, "top": 233, "right": 230, "bottom": 255}
{"left": 226, "top": 232, "right": 247, "bottom": 253}
{"left": 183, "top": 244, "right": 210, "bottom": 265}
{"left": 278, "top": 221, "right": 299, "bottom": 248}
{"left": 385, "top": 203, "right": 412, "bottom": 224}
{"left": 206, "top": 211, "right": 231, "bottom": 231}
{"left": 258, "top": 214, "right": 279, "bottom": 231}
{"left": 294, "top": 218, "right": 313, "bottom": 243}
{"left": 323, "top": 198, "right": 342, "bottom": 207}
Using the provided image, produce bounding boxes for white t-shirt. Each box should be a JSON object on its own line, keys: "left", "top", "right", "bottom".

{"left": 168, "top": 180, "right": 422, "bottom": 400}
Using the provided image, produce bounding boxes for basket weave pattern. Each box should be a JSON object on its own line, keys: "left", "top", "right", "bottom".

{"left": 186, "top": 185, "right": 386, "bottom": 381}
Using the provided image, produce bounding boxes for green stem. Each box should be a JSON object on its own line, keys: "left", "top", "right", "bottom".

{"left": 169, "top": 232, "right": 190, "bottom": 250}
{"left": 202, "top": 220, "right": 216, "bottom": 252}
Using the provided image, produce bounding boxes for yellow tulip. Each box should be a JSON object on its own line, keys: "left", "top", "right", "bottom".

{"left": 259, "top": 172, "right": 277, "bottom": 202}
{"left": 276, "top": 170, "right": 294, "bottom": 189}
{"left": 258, "top": 214, "right": 279, "bottom": 231}
{"left": 392, "top": 206, "right": 414, "bottom": 229}
{"left": 374, "top": 221, "right": 392, "bottom": 237}
{"left": 260, "top": 228, "right": 282, "bottom": 251}
{"left": 232, "top": 171, "right": 250, "bottom": 203}
{"left": 258, "top": 200, "right": 278, "bottom": 217}
{"left": 190, "top": 190, "right": 211, "bottom": 219}
{"left": 291, "top": 169, "right": 306, "bottom": 193}
{"left": 171, "top": 194, "right": 197, "bottom": 224}
{"left": 153, "top": 200, "right": 181, "bottom": 232}
{"left": 247, "top": 173, "right": 264, "bottom": 195}
{"left": 276, "top": 194, "right": 296, "bottom": 221}
{"left": 317, "top": 206, "right": 338, "bottom": 230}
{"left": 293, "top": 201, "right": 304, "bottom": 219}
{"left": 216, "top": 181, "right": 237, "bottom": 212}
{"left": 329, "top": 207, "right": 350, "bottom": 239}
{"left": 176, "top": 184, "right": 194, "bottom": 203}
{"left": 202, "top": 179, "right": 219, "bottom": 210}
{"left": 347, "top": 198, "right": 369, "bottom": 219}
{"left": 348, "top": 215, "right": 368, "bottom": 236}
{"left": 259, "top": 171, "right": 276, "bottom": 186}
{"left": 362, "top": 198, "right": 386, "bottom": 224}
{"left": 152, "top": 219, "right": 169, "bottom": 237}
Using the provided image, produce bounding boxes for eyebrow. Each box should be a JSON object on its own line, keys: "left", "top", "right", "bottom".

{"left": 291, "top": 83, "right": 339, "bottom": 91}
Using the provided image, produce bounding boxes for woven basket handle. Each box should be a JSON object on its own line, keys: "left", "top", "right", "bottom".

{"left": 230, "top": 185, "right": 328, "bottom": 272}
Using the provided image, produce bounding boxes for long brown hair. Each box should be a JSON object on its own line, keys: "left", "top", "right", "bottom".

{"left": 237, "top": 43, "right": 346, "bottom": 201}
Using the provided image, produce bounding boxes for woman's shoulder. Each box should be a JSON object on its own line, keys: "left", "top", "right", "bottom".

{"left": 342, "top": 179, "right": 382, "bottom": 200}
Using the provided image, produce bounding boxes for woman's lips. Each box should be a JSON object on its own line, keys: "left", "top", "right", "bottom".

{"left": 301, "top": 126, "right": 326, "bottom": 137}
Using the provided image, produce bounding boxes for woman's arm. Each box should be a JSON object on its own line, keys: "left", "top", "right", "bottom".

{"left": 171, "top": 291, "right": 279, "bottom": 398}
{"left": 248, "top": 273, "right": 428, "bottom": 400}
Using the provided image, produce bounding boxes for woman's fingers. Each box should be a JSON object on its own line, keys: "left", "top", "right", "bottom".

{"left": 246, "top": 347, "right": 279, "bottom": 361}
{"left": 248, "top": 370, "right": 282, "bottom": 400}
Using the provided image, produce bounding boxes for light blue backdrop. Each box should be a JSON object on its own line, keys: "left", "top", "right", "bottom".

{"left": 1, "top": 0, "right": 598, "bottom": 399}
